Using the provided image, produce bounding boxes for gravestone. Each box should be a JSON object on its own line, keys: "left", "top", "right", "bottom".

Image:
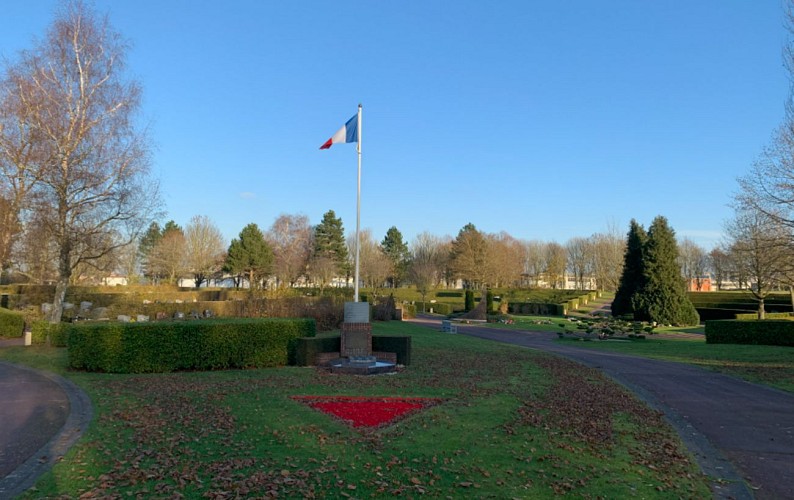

{"left": 92, "top": 307, "right": 109, "bottom": 320}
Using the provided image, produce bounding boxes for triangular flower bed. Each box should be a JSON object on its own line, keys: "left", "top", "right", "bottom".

{"left": 292, "top": 396, "right": 442, "bottom": 429}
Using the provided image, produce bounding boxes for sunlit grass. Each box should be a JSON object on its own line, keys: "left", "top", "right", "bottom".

{"left": 0, "top": 322, "right": 710, "bottom": 498}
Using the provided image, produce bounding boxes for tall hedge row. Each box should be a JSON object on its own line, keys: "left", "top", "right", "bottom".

{"left": 508, "top": 302, "right": 565, "bottom": 316}
{"left": 0, "top": 307, "right": 25, "bottom": 337}
{"left": 68, "top": 318, "right": 316, "bottom": 373}
{"left": 705, "top": 320, "right": 794, "bottom": 346}
{"left": 415, "top": 302, "right": 456, "bottom": 315}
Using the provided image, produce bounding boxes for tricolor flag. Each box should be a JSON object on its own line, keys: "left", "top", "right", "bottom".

{"left": 319, "top": 113, "right": 358, "bottom": 149}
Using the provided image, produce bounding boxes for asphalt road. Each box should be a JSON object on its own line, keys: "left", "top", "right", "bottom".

{"left": 410, "top": 317, "right": 794, "bottom": 499}
{"left": 0, "top": 361, "right": 92, "bottom": 498}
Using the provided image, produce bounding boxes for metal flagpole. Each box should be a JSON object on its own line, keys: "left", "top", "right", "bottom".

{"left": 354, "top": 104, "right": 362, "bottom": 302}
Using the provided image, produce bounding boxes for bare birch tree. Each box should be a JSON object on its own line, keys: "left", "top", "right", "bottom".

{"left": 590, "top": 230, "right": 625, "bottom": 292}
{"left": 266, "top": 213, "right": 312, "bottom": 288}
{"left": 522, "top": 240, "right": 546, "bottom": 287}
{"left": 1, "top": 2, "right": 159, "bottom": 320}
{"left": 725, "top": 208, "right": 790, "bottom": 319}
{"left": 408, "top": 232, "right": 445, "bottom": 308}
{"left": 148, "top": 227, "right": 186, "bottom": 285}
{"left": 184, "top": 215, "right": 226, "bottom": 288}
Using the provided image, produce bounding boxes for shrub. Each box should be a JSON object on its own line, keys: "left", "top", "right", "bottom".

{"left": 372, "top": 335, "right": 411, "bottom": 365}
{"left": 233, "top": 296, "right": 343, "bottom": 331}
{"left": 0, "top": 307, "right": 25, "bottom": 337}
{"left": 696, "top": 308, "right": 751, "bottom": 321}
{"left": 67, "top": 318, "right": 316, "bottom": 373}
{"left": 415, "top": 302, "right": 455, "bottom": 315}
{"left": 399, "top": 303, "right": 416, "bottom": 319}
{"left": 508, "top": 302, "right": 565, "bottom": 316}
{"left": 31, "top": 321, "right": 69, "bottom": 346}
{"left": 292, "top": 335, "right": 341, "bottom": 366}
{"left": 734, "top": 312, "right": 794, "bottom": 320}
{"left": 486, "top": 291, "right": 494, "bottom": 313}
{"left": 705, "top": 320, "right": 794, "bottom": 346}
{"left": 373, "top": 295, "right": 397, "bottom": 321}
{"left": 464, "top": 290, "right": 475, "bottom": 312}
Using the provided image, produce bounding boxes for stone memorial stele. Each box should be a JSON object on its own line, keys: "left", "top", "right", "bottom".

{"left": 329, "top": 301, "right": 398, "bottom": 375}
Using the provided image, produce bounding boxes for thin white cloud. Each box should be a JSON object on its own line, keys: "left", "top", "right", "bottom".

{"left": 239, "top": 192, "right": 256, "bottom": 200}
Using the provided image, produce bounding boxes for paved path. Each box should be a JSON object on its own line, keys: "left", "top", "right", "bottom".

{"left": 0, "top": 361, "right": 92, "bottom": 498}
{"left": 410, "top": 317, "right": 794, "bottom": 499}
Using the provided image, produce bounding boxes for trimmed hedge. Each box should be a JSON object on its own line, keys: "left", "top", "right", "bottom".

{"left": 291, "top": 334, "right": 412, "bottom": 366}
{"left": 705, "top": 320, "right": 794, "bottom": 346}
{"left": 372, "top": 335, "right": 412, "bottom": 365}
{"left": 415, "top": 302, "right": 456, "bottom": 315}
{"left": 696, "top": 308, "right": 755, "bottom": 321}
{"left": 30, "top": 321, "right": 69, "bottom": 346}
{"left": 735, "top": 312, "right": 793, "bottom": 320}
{"left": 68, "top": 318, "right": 316, "bottom": 373}
{"left": 508, "top": 302, "right": 565, "bottom": 316}
{"left": 0, "top": 307, "right": 25, "bottom": 337}
{"left": 292, "top": 336, "right": 341, "bottom": 366}
{"left": 399, "top": 303, "right": 416, "bottom": 319}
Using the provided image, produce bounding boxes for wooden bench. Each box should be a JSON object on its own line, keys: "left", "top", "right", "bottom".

{"left": 441, "top": 320, "right": 457, "bottom": 334}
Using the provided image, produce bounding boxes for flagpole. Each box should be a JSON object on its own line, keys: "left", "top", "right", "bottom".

{"left": 354, "top": 104, "right": 362, "bottom": 302}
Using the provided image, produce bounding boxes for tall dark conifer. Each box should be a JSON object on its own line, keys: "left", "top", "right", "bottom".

{"left": 313, "top": 210, "right": 349, "bottom": 275}
{"left": 382, "top": 226, "right": 409, "bottom": 288}
{"left": 633, "top": 216, "right": 699, "bottom": 325}
{"left": 225, "top": 223, "right": 273, "bottom": 289}
{"left": 611, "top": 219, "right": 647, "bottom": 317}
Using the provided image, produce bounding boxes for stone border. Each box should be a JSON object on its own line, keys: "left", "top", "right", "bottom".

{"left": 0, "top": 363, "right": 93, "bottom": 498}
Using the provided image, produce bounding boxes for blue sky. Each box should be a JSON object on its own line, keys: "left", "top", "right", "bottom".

{"left": 1, "top": 1, "right": 789, "bottom": 250}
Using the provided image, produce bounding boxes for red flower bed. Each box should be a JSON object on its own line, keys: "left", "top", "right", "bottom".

{"left": 292, "top": 396, "right": 442, "bottom": 428}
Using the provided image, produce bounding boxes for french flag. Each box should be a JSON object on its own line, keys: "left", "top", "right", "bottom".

{"left": 319, "top": 113, "right": 358, "bottom": 149}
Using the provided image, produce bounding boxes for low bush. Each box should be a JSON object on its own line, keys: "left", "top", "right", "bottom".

{"left": 31, "top": 321, "right": 69, "bottom": 346}
{"left": 508, "top": 302, "right": 565, "bottom": 316}
{"left": 0, "top": 307, "right": 25, "bottom": 337}
{"left": 734, "top": 312, "right": 794, "bottom": 320}
{"left": 705, "top": 320, "right": 794, "bottom": 346}
{"left": 234, "top": 296, "right": 343, "bottom": 331}
{"left": 696, "top": 308, "right": 753, "bottom": 321}
{"left": 291, "top": 335, "right": 341, "bottom": 366}
{"left": 415, "top": 302, "right": 456, "bottom": 315}
{"left": 373, "top": 295, "right": 398, "bottom": 321}
{"left": 67, "top": 318, "right": 316, "bottom": 373}
{"left": 291, "top": 334, "right": 412, "bottom": 366}
{"left": 464, "top": 290, "right": 475, "bottom": 312}
{"left": 399, "top": 303, "right": 416, "bottom": 319}
{"left": 372, "top": 335, "right": 411, "bottom": 365}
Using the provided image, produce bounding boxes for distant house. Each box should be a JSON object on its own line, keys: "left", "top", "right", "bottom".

{"left": 102, "top": 273, "right": 128, "bottom": 286}
{"left": 688, "top": 277, "right": 712, "bottom": 292}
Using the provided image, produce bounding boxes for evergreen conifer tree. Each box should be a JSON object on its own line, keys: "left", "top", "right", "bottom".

{"left": 612, "top": 220, "right": 647, "bottom": 317}
{"left": 224, "top": 223, "right": 273, "bottom": 289}
{"left": 313, "top": 210, "right": 349, "bottom": 275}
{"left": 381, "top": 226, "right": 409, "bottom": 288}
{"left": 633, "top": 216, "right": 699, "bottom": 325}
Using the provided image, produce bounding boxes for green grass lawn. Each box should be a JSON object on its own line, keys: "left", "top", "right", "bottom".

{"left": 1, "top": 322, "right": 711, "bottom": 498}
